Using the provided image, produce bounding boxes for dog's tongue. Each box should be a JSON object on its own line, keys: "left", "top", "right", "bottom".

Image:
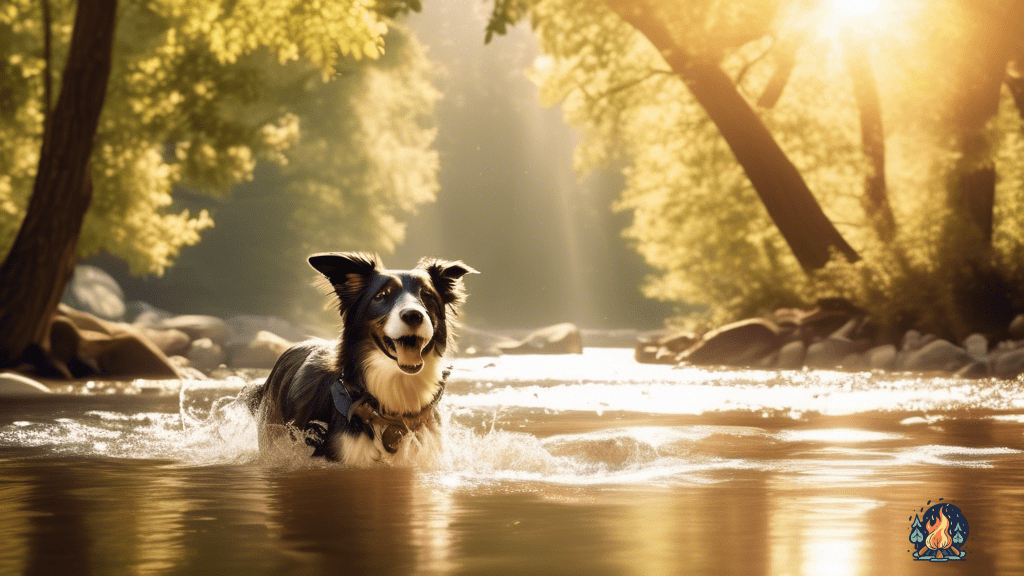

{"left": 396, "top": 340, "right": 424, "bottom": 369}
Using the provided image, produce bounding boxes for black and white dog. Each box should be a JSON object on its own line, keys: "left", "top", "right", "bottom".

{"left": 249, "top": 252, "right": 476, "bottom": 466}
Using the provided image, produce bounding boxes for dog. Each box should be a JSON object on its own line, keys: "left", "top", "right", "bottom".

{"left": 248, "top": 252, "right": 477, "bottom": 466}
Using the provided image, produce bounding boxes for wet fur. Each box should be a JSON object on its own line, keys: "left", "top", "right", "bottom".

{"left": 248, "top": 252, "right": 475, "bottom": 466}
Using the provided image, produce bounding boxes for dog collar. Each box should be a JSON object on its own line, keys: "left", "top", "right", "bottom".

{"left": 330, "top": 368, "right": 450, "bottom": 454}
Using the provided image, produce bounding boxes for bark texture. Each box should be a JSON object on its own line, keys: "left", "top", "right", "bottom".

{"left": 0, "top": 0, "right": 118, "bottom": 368}
{"left": 605, "top": 0, "right": 859, "bottom": 271}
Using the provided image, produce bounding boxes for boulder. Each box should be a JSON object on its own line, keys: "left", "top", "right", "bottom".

{"left": 52, "top": 307, "right": 180, "bottom": 378}
{"left": 955, "top": 361, "right": 988, "bottom": 379}
{"left": 804, "top": 337, "right": 859, "bottom": 369}
{"left": 775, "top": 340, "right": 806, "bottom": 369}
{"left": 497, "top": 323, "right": 583, "bottom": 355}
{"left": 840, "top": 352, "right": 868, "bottom": 371}
{"left": 1009, "top": 314, "right": 1024, "bottom": 340}
{"left": 229, "top": 330, "right": 294, "bottom": 369}
{"left": 0, "top": 372, "right": 52, "bottom": 396}
{"left": 141, "top": 328, "right": 191, "bottom": 357}
{"left": 124, "top": 301, "right": 174, "bottom": 325}
{"left": 225, "top": 315, "right": 322, "bottom": 346}
{"left": 866, "top": 344, "right": 897, "bottom": 371}
{"left": 991, "top": 348, "right": 1024, "bottom": 379}
{"left": 962, "top": 333, "right": 988, "bottom": 361}
{"left": 901, "top": 330, "right": 923, "bottom": 352}
{"left": 902, "top": 339, "right": 972, "bottom": 373}
{"left": 153, "top": 315, "right": 229, "bottom": 345}
{"left": 458, "top": 326, "right": 519, "bottom": 356}
{"left": 188, "top": 338, "right": 225, "bottom": 372}
{"left": 61, "top": 265, "right": 125, "bottom": 321}
{"left": 680, "top": 318, "right": 780, "bottom": 366}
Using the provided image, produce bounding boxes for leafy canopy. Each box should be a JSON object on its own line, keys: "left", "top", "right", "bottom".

{"left": 0, "top": 0, "right": 436, "bottom": 275}
{"left": 494, "top": 0, "right": 1024, "bottom": 331}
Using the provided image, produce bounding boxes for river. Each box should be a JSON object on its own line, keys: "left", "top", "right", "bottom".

{"left": 2, "top": 348, "right": 1023, "bottom": 575}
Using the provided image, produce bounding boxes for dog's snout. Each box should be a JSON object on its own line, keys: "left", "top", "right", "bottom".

{"left": 401, "top": 309, "right": 424, "bottom": 327}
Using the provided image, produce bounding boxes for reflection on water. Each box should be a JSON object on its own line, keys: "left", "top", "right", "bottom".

{"left": 1, "top": 349, "right": 1023, "bottom": 574}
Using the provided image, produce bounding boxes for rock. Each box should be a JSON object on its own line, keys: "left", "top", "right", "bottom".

{"left": 902, "top": 330, "right": 922, "bottom": 352}
{"left": 804, "top": 337, "right": 859, "bottom": 369}
{"left": 680, "top": 318, "right": 780, "bottom": 366}
{"left": 0, "top": 372, "right": 52, "bottom": 396}
{"left": 797, "top": 299, "right": 865, "bottom": 342}
{"left": 229, "top": 330, "right": 294, "bottom": 369}
{"left": 656, "top": 331, "right": 699, "bottom": 353}
{"left": 459, "top": 326, "right": 519, "bottom": 356}
{"left": 902, "top": 339, "right": 972, "bottom": 373}
{"left": 775, "top": 340, "right": 806, "bottom": 369}
{"left": 51, "top": 308, "right": 180, "bottom": 378}
{"left": 1009, "top": 315, "right": 1024, "bottom": 340}
{"left": 840, "top": 353, "right": 867, "bottom": 371}
{"left": 866, "top": 345, "right": 897, "bottom": 371}
{"left": 496, "top": 323, "right": 583, "bottom": 355}
{"left": 991, "top": 348, "right": 1024, "bottom": 379}
{"left": 124, "top": 301, "right": 174, "bottom": 325}
{"left": 773, "top": 308, "right": 805, "bottom": 328}
{"left": 962, "top": 333, "right": 988, "bottom": 361}
{"left": 168, "top": 356, "right": 207, "bottom": 380}
{"left": 153, "top": 315, "right": 229, "bottom": 345}
{"left": 61, "top": 265, "right": 126, "bottom": 321}
{"left": 188, "top": 338, "right": 225, "bottom": 372}
{"left": 141, "top": 328, "right": 191, "bottom": 357}
{"left": 225, "top": 315, "right": 322, "bottom": 346}
{"left": 955, "top": 361, "right": 988, "bottom": 379}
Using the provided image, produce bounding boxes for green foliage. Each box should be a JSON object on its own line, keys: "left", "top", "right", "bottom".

{"left": 517, "top": 0, "right": 1024, "bottom": 332}
{"left": 0, "top": 0, "right": 436, "bottom": 276}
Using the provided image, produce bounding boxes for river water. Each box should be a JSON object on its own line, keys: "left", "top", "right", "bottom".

{"left": 2, "top": 348, "right": 1023, "bottom": 575}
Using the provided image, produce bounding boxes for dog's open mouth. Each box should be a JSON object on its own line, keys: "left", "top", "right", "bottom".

{"left": 380, "top": 335, "right": 426, "bottom": 374}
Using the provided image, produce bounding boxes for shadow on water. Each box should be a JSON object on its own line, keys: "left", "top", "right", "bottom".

{"left": 2, "top": 350, "right": 1024, "bottom": 575}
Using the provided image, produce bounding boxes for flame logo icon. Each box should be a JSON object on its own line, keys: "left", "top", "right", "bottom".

{"left": 910, "top": 502, "right": 968, "bottom": 562}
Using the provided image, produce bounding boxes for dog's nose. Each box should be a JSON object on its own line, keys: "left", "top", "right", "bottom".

{"left": 401, "top": 309, "right": 423, "bottom": 327}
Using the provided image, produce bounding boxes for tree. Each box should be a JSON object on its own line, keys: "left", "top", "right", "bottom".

{"left": 0, "top": 0, "right": 437, "bottom": 369}
{"left": 488, "top": 0, "right": 1024, "bottom": 336}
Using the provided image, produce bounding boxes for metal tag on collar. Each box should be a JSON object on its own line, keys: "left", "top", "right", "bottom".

{"left": 330, "top": 379, "right": 354, "bottom": 419}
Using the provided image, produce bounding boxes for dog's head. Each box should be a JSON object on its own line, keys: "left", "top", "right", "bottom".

{"left": 309, "top": 252, "right": 477, "bottom": 375}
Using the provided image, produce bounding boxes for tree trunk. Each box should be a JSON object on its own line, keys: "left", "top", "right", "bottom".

{"left": 948, "top": 1, "right": 1024, "bottom": 247}
{"left": 0, "top": 0, "right": 118, "bottom": 369}
{"left": 605, "top": 0, "right": 859, "bottom": 271}
{"left": 842, "top": 28, "right": 896, "bottom": 243}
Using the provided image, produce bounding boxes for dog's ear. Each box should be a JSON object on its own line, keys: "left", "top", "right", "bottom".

{"left": 418, "top": 258, "right": 478, "bottom": 306}
{"left": 309, "top": 252, "right": 380, "bottom": 307}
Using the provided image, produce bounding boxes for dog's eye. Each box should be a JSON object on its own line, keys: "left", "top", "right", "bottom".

{"left": 373, "top": 289, "right": 389, "bottom": 302}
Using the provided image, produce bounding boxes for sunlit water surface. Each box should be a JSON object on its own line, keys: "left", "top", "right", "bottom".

{"left": 2, "top": 348, "right": 1024, "bottom": 575}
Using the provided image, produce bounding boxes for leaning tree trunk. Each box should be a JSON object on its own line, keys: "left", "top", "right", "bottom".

{"left": 0, "top": 0, "right": 118, "bottom": 369}
{"left": 605, "top": 0, "right": 859, "bottom": 271}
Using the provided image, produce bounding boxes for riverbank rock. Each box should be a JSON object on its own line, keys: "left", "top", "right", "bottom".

{"left": 187, "top": 338, "right": 225, "bottom": 372}
{"left": 635, "top": 331, "right": 698, "bottom": 364}
{"left": 804, "top": 337, "right": 862, "bottom": 369}
{"left": 61, "top": 265, "right": 126, "bottom": 321}
{"left": 140, "top": 328, "right": 191, "bottom": 357}
{"left": 775, "top": 340, "right": 806, "bottom": 369}
{"left": 680, "top": 319, "right": 780, "bottom": 366}
{"left": 46, "top": 306, "right": 181, "bottom": 379}
{"left": 229, "top": 330, "right": 293, "bottom": 369}
{"left": 496, "top": 323, "right": 583, "bottom": 354}
{"left": 902, "top": 339, "right": 972, "bottom": 372}
{"left": 866, "top": 345, "right": 897, "bottom": 371}
{"left": 458, "top": 326, "right": 520, "bottom": 356}
{"left": 0, "top": 372, "right": 52, "bottom": 396}
{"left": 151, "top": 315, "right": 229, "bottom": 345}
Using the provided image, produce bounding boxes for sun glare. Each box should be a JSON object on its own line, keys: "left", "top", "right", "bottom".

{"left": 830, "top": 0, "right": 883, "bottom": 18}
